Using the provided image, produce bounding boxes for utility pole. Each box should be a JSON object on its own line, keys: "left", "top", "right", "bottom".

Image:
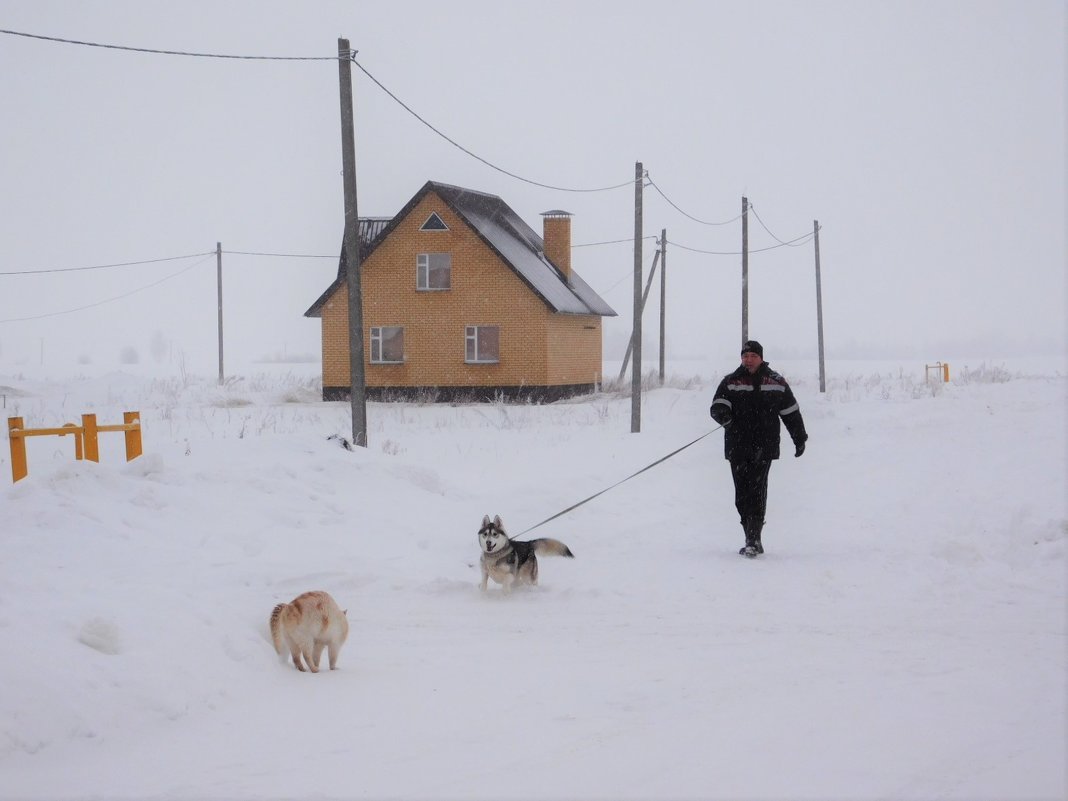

{"left": 741, "top": 196, "right": 749, "bottom": 344}
{"left": 338, "top": 37, "right": 367, "bottom": 447}
{"left": 659, "top": 228, "right": 666, "bottom": 384}
{"left": 216, "top": 241, "right": 224, "bottom": 384}
{"left": 631, "top": 161, "right": 643, "bottom": 434}
{"left": 813, "top": 220, "right": 826, "bottom": 393}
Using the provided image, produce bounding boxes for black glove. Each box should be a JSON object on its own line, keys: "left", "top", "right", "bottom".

{"left": 710, "top": 404, "right": 731, "bottom": 427}
{"left": 794, "top": 440, "right": 805, "bottom": 458}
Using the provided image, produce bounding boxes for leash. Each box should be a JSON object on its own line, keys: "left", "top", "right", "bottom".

{"left": 515, "top": 426, "right": 723, "bottom": 536}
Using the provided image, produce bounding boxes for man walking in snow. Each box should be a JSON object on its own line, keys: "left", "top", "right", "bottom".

{"left": 710, "top": 340, "right": 808, "bottom": 557}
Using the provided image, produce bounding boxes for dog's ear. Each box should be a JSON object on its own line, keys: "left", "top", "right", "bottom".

{"left": 482, "top": 514, "right": 491, "bottom": 526}
{"left": 494, "top": 515, "right": 504, "bottom": 529}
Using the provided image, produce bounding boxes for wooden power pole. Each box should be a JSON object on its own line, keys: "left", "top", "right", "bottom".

{"left": 631, "top": 161, "right": 643, "bottom": 434}
{"left": 659, "top": 228, "right": 666, "bottom": 384}
{"left": 813, "top": 220, "right": 826, "bottom": 392}
{"left": 216, "top": 241, "right": 224, "bottom": 385}
{"left": 338, "top": 37, "right": 367, "bottom": 447}
{"left": 741, "top": 196, "right": 749, "bottom": 344}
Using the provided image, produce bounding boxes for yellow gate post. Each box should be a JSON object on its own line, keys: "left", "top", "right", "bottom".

{"left": 122, "top": 412, "right": 142, "bottom": 460}
{"left": 61, "top": 423, "right": 83, "bottom": 460}
{"left": 81, "top": 413, "right": 100, "bottom": 463}
{"left": 94, "top": 412, "right": 142, "bottom": 461}
{"left": 8, "top": 417, "right": 28, "bottom": 483}
{"left": 8, "top": 417, "right": 86, "bottom": 482}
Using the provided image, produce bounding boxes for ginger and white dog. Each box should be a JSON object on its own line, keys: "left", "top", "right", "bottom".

{"left": 478, "top": 514, "right": 574, "bottom": 593}
{"left": 269, "top": 590, "right": 349, "bottom": 672}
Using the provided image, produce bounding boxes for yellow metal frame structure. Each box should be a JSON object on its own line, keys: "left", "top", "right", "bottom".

{"left": 7, "top": 412, "right": 142, "bottom": 483}
{"left": 924, "top": 362, "right": 951, "bottom": 383}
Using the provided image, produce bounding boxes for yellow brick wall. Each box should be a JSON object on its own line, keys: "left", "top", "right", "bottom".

{"left": 545, "top": 315, "right": 603, "bottom": 386}
{"left": 320, "top": 192, "right": 603, "bottom": 391}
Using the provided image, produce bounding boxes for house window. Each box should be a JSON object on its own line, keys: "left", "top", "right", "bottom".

{"left": 465, "top": 325, "right": 499, "bottom": 363}
{"left": 370, "top": 326, "right": 404, "bottom": 363}
{"left": 420, "top": 212, "right": 449, "bottom": 231}
{"left": 417, "top": 253, "right": 451, "bottom": 290}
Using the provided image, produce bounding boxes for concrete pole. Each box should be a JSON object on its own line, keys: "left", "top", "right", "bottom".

{"left": 338, "top": 38, "right": 367, "bottom": 447}
{"left": 631, "top": 162, "right": 643, "bottom": 434}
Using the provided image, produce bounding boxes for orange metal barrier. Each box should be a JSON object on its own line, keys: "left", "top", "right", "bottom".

{"left": 925, "top": 362, "right": 950, "bottom": 383}
{"left": 7, "top": 412, "right": 142, "bottom": 483}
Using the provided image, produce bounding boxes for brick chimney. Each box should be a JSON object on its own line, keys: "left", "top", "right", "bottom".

{"left": 541, "top": 210, "right": 572, "bottom": 282}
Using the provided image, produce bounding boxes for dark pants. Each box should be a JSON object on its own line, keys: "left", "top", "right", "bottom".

{"left": 730, "top": 458, "right": 771, "bottom": 524}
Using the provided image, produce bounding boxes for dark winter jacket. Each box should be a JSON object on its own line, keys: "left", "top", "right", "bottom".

{"left": 709, "top": 362, "right": 807, "bottom": 461}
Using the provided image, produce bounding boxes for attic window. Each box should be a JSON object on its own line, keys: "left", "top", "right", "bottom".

{"left": 420, "top": 212, "right": 449, "bottom": 231}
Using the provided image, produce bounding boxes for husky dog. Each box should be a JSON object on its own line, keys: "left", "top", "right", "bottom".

{"left": 478, "top": 514, "right": 574, "bottom": 593}
{"left": 269, "top": 590, "right": 349, "bottom": 672}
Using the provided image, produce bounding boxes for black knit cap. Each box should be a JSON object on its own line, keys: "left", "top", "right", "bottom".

{"left": 741, "top": 340, "right": 763, "bottom": 358}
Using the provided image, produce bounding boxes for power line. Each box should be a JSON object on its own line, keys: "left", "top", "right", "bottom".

{"left": 669, "top": 232, "right": 815, "bottom": 256}
{"left": 225, "top": 250, "right": 336, "bottom": 258}
{"left": 643, "top": 177, "right": 814, "bottom": 251}
{"left": 573, "top": 236, "right": 658, "bottom": 249}
{"left": 0, "top": 255, "right": 214, "bottom": 323}
{"left": 350, "top": 57, "right": 634, "bottom": 194}
{"left": 749, "top": 202, "right": 813, "bottom": 247}
{"left": 0, "top": 28, "right": 341, "bottom": 60}
{"left": 598, "top": 250, "right": 663, "bottom": 296}
{"left": 0, "top": 251, "right": 215, "bottom": 276}
{"left": 646, "top": 176, "right": 743, "bottom": 226}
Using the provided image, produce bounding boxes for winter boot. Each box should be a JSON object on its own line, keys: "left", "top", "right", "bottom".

{"left": 738, "top": 518, "right": 764, "bottom": 557}
{"left": 749, "top": 518, "right": 765, "bottom": 554}
{"left": 738, "top": 518, "right": 760, "bottom": 557}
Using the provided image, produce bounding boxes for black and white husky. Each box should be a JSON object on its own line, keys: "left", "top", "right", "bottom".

{"left": 478, "top": 514, "right": 574, "bottom": 593}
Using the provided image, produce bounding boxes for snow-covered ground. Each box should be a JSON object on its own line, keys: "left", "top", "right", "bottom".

{"left": 1, "top": 355, "right": 1065, "bottom": 800}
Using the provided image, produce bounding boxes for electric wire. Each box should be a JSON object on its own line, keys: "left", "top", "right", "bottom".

{"left": 225, "top": 250, "right": 336, "bottom": 258}
{"left": 749, "top": 202, "right": 814, "bottom": 247}
{"left": 669, "top": 232, "right": 815, "bottom": 256}
{"left": 350, "top": 57, "right": 634, "bottom": 194}
{"left": 0, "top": 254, "right": 214, "bottom": 323}
{"left": 0, "top": 28, "right": 341, "bottom": 60}
{"left": 573, "top": 236, "right": 658, "bottom": 249}
{"left": 646, "top": 177, "right": 743, "bottom": 226}
{"left": 575, "top": 231, "right": 814, "bottom": 256}
{"left": 0, "top": 252, "right": 215, "bottom": 276}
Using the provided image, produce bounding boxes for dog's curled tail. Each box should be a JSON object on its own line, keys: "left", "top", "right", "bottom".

{"left": 269, "top": 602, "right": 287, "bottom": 655}
{"left": 532, "top": 538, "right": 575, "bottom": 559}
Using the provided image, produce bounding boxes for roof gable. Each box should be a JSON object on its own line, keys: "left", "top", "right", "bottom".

{"left": 304, "top": 181, "right": 615, "bottom": 318}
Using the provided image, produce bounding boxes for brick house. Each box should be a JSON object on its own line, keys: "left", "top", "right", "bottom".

{"left": 304, "top": 180, "right": 616, "bottom": 401}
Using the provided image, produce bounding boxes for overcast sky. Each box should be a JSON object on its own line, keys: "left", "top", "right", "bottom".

{"left": 1, "top": 0, "right": 1064, "bottom": 373}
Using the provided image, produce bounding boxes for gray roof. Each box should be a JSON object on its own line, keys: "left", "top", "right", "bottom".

{"left": 305, "top": 182, "right": 615, "bottom": 318}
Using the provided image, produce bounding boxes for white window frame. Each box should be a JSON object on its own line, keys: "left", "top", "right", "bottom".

{"left": 370, "top": 326, "right": 404, "bottom": 364}
{"left": 417, "top": 252, "right": 451, "bottom": 291}
{"left": 465, "top": 325, "right": 500, "bottom": 364}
